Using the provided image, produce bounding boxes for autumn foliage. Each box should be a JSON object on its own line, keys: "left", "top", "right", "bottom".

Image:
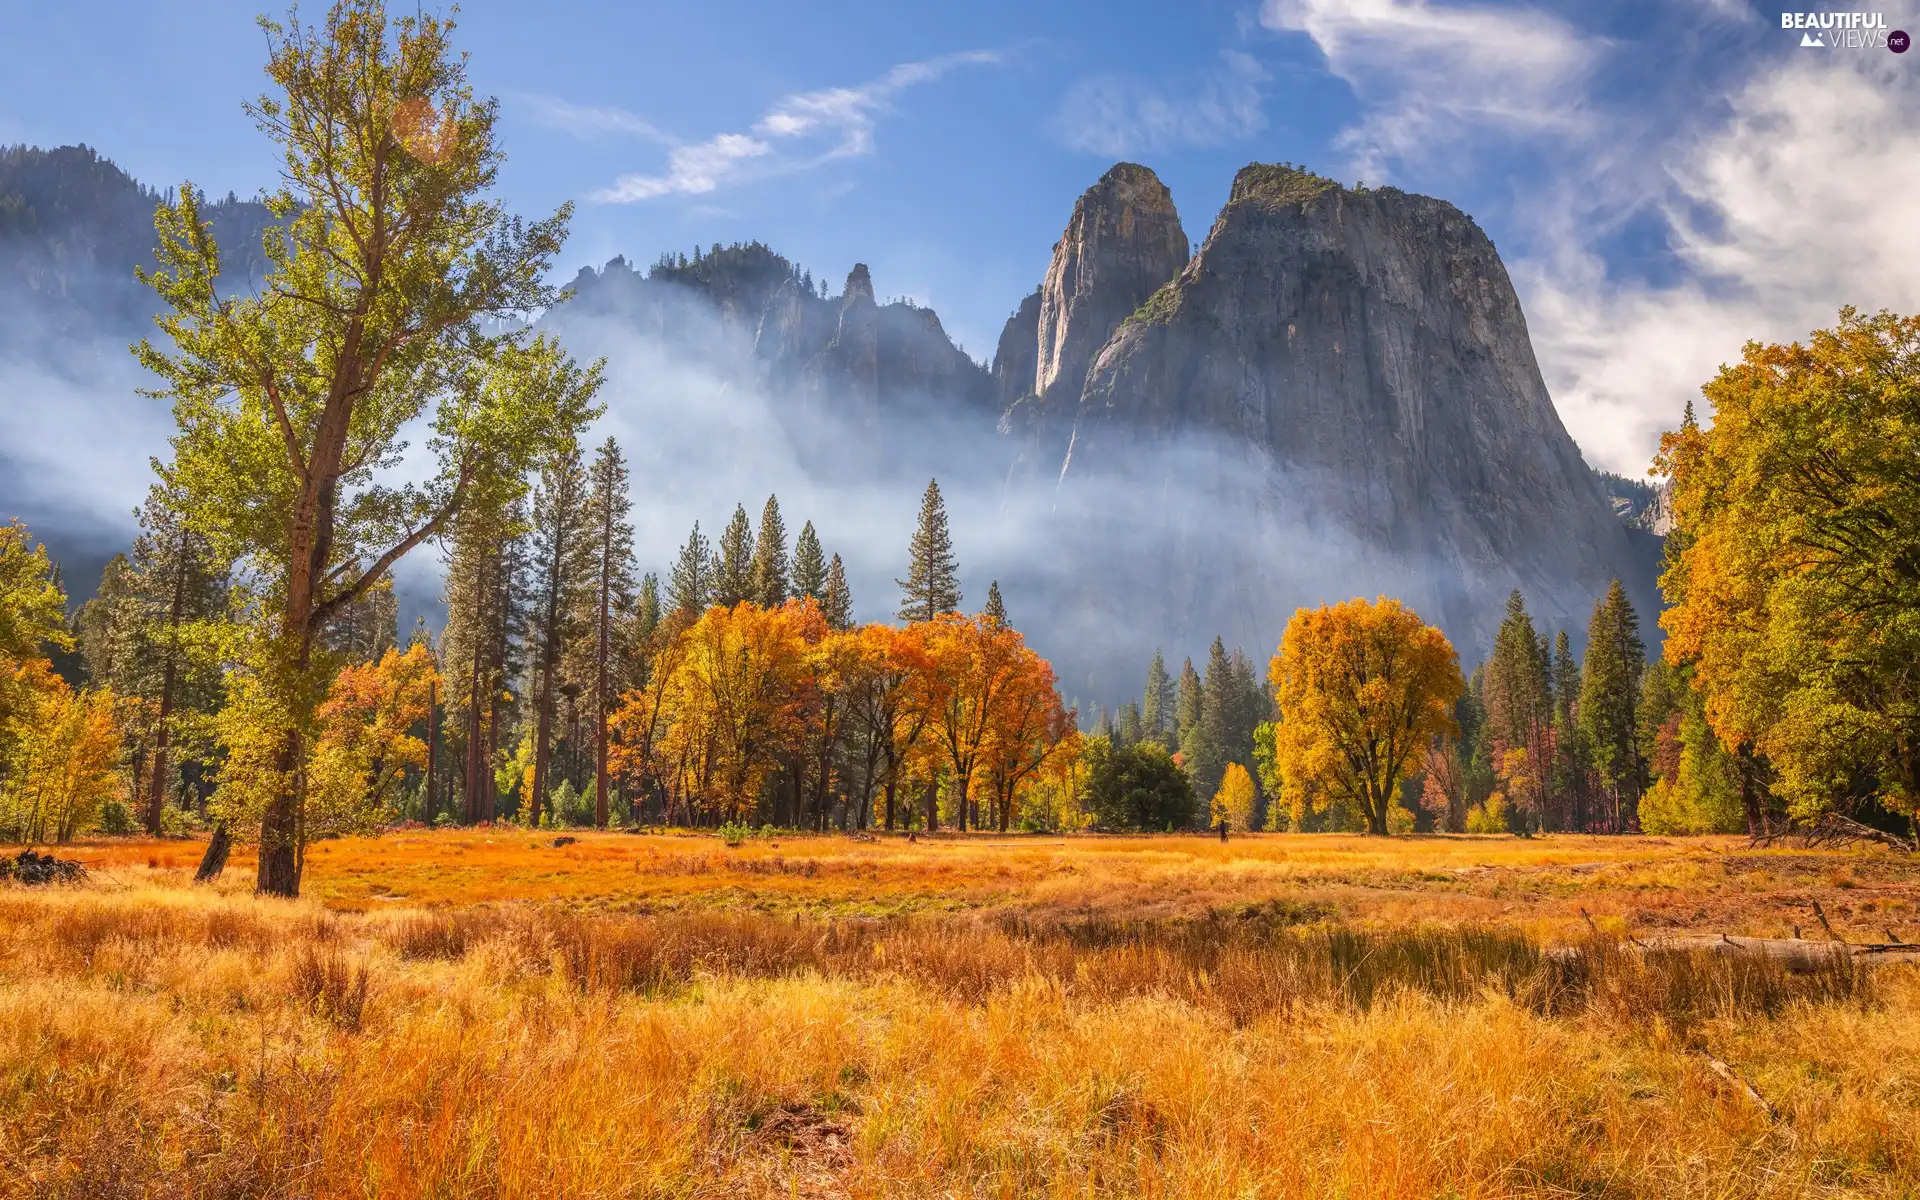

{"left": 1269, "top": 597, "right": 1464, "bottom": 836}
{"left": 608, "top": 602, "right": 1073, "bottom": 830}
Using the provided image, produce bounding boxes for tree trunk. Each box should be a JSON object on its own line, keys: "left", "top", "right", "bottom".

{"left": 924, "top": 776, "right": 938, "bottom": 832}
{"left": 146, "top": 544, "right": 189, "bottom": 836}
{"left": 594, "top": 535, "right": 612, "bottom": 829}
{"left": 882, "top": 742, "right": 897, "bottom": 831}
{"left": 1738, "top": 742, "right": 1767, "bottom": 837}
{"left": 256, "top": 736, "right": 303, "bottom": 895}
{"left": 424, "top": 678, "right": 437, "bottom": 825}
{"left": 530, "top": 673, "right": 555, "bottom": 828}
{"left": 194, "top": 823, "right": 232, "bottom": 883}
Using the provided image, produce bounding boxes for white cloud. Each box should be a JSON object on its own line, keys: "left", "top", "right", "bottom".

{"left": 517, "top": 94, "right": 678, "bottom": 143}
{"left": 1263, "top": 0, "right": 1920, "bottom": 474}
{"left": 1522, "top": 55, "right": 1920, "bottom": 472}
{"left": 1262, "top": 0, "right": 1598, "bottom": 178}
{"left": 1051, "top": 50, "right": 1269, "bottom": 157}
{"left": 591, "top": 50, "right": 1003, "bottom": 204}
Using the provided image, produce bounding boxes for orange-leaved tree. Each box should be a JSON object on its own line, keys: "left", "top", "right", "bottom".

{"left": 1269, "top": 597, "right": 1464, "bottom": 836}
{"left": 660, "top": 601, "right": 814, "bottom": 823}
{"left": 978, "top": 641, "right": 1076, "bottom": 832}
{"left": 306, "top": 644, "right": 440, "bottom": 837}
{"left": 842, "top": 622, "right": 934, "bottom": 831}
{"left": 921, "top": 613, "right": 1026, "bottom": 831}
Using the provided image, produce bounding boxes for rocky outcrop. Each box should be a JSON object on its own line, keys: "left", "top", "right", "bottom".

{"left": 990, "top": 289, "right": 1041, "bottom": 417}
{"left": 1000, "top": 164, "right": 1188, "bottom": 476}
{"left": 559, "top": 250, "right": 991, "bottom": 418}
{"left": 1035, "top": 163, "right": 1189, "bottom": 404}
{"left": 1054, "top": 163, "right": 1641, "bottom": 652}
{"left": 791, "top": 264, "right": 991, "bottom": 420}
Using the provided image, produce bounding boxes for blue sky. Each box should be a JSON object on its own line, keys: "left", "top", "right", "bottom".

{"left": 4, "top": 0, "right": 1919, "bottom": 474}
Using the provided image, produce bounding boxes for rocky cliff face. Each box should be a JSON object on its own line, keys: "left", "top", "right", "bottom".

{"left": 561, "top": 248, "right": 990, "bottom": 418}
{"left": 996, "top": 163, "right": 1187, "bottom": 476}
{"left": 1039, "top": 163, "right": 1642, "bottom": 655}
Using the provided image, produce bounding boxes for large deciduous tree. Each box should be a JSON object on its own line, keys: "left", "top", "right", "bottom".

{"left": 141, "top": 1, "right": 601, "bottom": 893}
{"left": 1659, "top": 309, "right": 1920, "bottom": 826}
{"left": 1269, "top": 597, "right": 1464, "bottom": 836}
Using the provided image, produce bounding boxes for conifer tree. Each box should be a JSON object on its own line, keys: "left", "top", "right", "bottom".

{"left": 1579, "top": 578, "right": 1646, "bottom": 831}
{"left": 750, "top": 495, "right": 789, "bottom": 608}
{"left": 1187, "top": 637, "right": 1232, "bottom": 800}
{"left": 668, "top": 522, "right": 711, "bottom": 617}
{"left": 329, "top": 576, "right": 399, "bottom": 663}
{"left": 897, "top": 478, "right": 960, "bottom": 622}
{"left": 583, "top": 436, "right": 636, "bottom": 827}
{"left": 525, "top": 440, "right": 592, "bottom": 828}
{"left": 442, "top": 496, "right": 528, "bottom": 824}
{"left": 822, "top": 553, "right": 852, "bottom": 630}
{"left": 1142, "top": 650, "right": 1173, "bottom": 746}
{"left": 1551, "top": 629, "right": 1585, "bottom": 828}
{"left": 75, "top": 555, "right": 138, "bottom": 689}
{"left": 1484, "top": 589, "right": 1552, "bottom": 830}
{"left": 634, "top": 572, "right": 662, "bottom": 645}
{"left": 791, "top": 521, "right": 826, "bottom": 600}
{"left": 983, "top": 580, "right": 1006, "bottom": 625}
{"left": 1175, "top": 656, "right": 1203, "bottom": 757}
{"left": 125, "top": 488, "right": 226, "bottom": 833}
{"left": 714, "top": 505, "right": 755, "bottom": 608}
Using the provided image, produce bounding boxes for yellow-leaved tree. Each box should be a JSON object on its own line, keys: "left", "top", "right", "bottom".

{"left": 1210, "top": 761, "right": 1256, "bottom": 833}
{"left": 1658, "top": 309, "right": 1920, "bottom": 828}
{"left": 1269, "top": 597, "right": 1464, "bottom": 836}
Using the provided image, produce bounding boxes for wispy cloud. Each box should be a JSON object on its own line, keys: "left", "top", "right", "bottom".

{"left": 517, "top": 94, "right": 678, "bottom": 144}
{"left": 1262, "top": 0, "right": 1598, "bottom": 178}
{"left": 590, "top": 50, "right": 1004, "bottom": 204}
{"left": 1050, "top": 50, "right": 1269, "bottom": 157}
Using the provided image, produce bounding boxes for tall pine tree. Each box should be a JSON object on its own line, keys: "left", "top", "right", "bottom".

{"left": 668, "top": 521, "right": 711, "bottom": 617}
{"left": 125, "top": 486, "right": 226, "bottom": 833}
{"left": 791, "top": 521, "right": 827, "bottom": 601}
{"left": 1175, "top": 656, "right": 1203, "bottom": 758}
{"left": 823, "top": 553, "right": 852, "bottom": 630}
{"left": 525, "top": 440, "right": 592, "bottom": 828}
{"left": 714, "top": 505, "right": 755, "bottom": 608}
{"left": 1484, "top": 589, "right": 1552, "bottom": 831}
{"left": 1142, "top": 650, "right": 1173, "bottom": 747}
{"left": 1551, "top": 629, "right": 1585, "bottom": 829}
{"left": 751, "top": 495, "right": 789, "bottom": 608}
{"left": 897, "top": 478, "right": 959, "bottom": 622}
{"left": 1579, "top": 577, "right": 1646, "bottom": 832}
{"left": 442, "top": 495, "right": 529, "bottom": 824}
{"left": 583, "top": 437, "right": 636, "bottom": 827}
{"left": 634, "top": 572, "right": 662, "bottom": 645}
{"left": 1187, "top": 637, "right": 1232, "bottom": 800}
{"left": 982, "top": 580, "right": 1006, "bottom": 625}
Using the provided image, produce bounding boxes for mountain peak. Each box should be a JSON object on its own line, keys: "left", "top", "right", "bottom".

{"left": 842, "top": 263, "right": 875, "bottom": 307}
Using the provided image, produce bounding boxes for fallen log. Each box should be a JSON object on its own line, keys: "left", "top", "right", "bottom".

{"left": 0, "top": 849, "right": 87, "bottom": 885}
{"left": 1548, "top": 934, "right": 1920, "bottom": 970}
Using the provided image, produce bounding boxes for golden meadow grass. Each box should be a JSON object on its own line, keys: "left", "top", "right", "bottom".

{"left": 2, "top": 831, "right": 1916, "bottom": 1197}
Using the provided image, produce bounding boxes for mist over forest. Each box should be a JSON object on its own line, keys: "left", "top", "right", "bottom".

{"left": 0, "top": 143, "right": 1664, "bottom": 708}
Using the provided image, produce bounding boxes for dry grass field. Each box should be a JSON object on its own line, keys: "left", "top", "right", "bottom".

{"left": 2, "top": 830, "right": 1916, "bottom": 1198}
